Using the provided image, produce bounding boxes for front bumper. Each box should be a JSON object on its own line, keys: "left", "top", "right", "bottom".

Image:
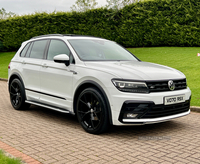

{"left": 108, "top": 87, "right": 191, "bottom": 125}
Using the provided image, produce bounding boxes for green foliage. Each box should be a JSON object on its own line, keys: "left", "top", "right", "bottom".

{"left": 0, "top": 52, "right": 15, "bottom": 78}
{"left": 1, "top": 0, "right": 200, "bottom": 51}
{"left": 106, "top": 0, "right": 144, "bottom": 10}
{"left": 0, "top": 150, "right": 22, "bottom": 164}
{"left": 0, "top": 40, "right": 3, "bottom": 51}
{"left": 0, "top": 9, "right": 117, "bottom": 51}
{"left": 0, "top": 8, "right": 16, "bottom": 20}
{"left": 118, "top": 0, "right": 200, "bottom": 47}
{"left": 71, "top": 0, "right": 98, "bottom": 12}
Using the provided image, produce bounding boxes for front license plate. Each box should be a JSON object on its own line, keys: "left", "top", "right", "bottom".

{"left": 164, "top": 95, "right": 185, "bottom": 105}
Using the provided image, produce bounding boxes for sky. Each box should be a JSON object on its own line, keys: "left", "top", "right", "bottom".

{"left": 0, "top": 0, "right": 107, "bottom": 16}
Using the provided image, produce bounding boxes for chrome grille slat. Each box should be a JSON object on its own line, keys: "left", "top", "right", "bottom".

{"left": 146, "top": 79, "right": 187, "bottom": 92}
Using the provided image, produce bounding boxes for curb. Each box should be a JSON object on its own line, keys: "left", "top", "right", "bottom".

{"left": 0, "top": 78, "right": 8, "bottom": 82}
{"left": 190, "top": 106, "right": 200, "bottom": 113}
{"left": 0, "top": 141, "right": 41, "bottom": 164}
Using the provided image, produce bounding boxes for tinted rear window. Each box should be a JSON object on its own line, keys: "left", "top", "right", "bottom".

{"left": 20, "top": 43, "right": 31, "bottom": 57}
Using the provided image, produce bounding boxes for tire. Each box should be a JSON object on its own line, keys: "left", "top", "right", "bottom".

{"left": 76, "top": 87, "right": 109, "bottom": 134}
{"left": 9, "top": 78, "right": 30, "bottom": 110}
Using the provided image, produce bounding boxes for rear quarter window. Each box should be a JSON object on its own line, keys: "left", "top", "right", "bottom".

{"left": 20, "top": 43, "right": 31, "bottom": 57}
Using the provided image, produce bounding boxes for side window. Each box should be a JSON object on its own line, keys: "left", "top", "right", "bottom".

{"left": 26, "top": 42, "right": 33, "bottom": 57}
{"left": 20, "top": 43, "right": 30, "bottom": 57}
{"left": 47, "top": 40, "right": 70, "bottom": 60}
{"left": 29, "top": 40, "right": 48, "bottom": 59}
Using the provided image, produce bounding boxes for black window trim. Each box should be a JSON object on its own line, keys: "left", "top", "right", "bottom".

{"left": 44, "top": 40, "right": 51, "bottom": 60}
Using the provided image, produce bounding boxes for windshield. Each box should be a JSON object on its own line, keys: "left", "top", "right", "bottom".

{"left": 68, "top": 39, "right": 139, "bottom": 61}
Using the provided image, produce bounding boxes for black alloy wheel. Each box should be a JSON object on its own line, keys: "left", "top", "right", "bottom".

{"left": 76, "top": 87, "right": 109, "bottom": 134}
{"left": 9, "top": 79, "right": 30, "bottom": 110}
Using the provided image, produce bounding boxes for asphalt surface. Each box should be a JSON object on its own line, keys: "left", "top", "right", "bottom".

{"left": 0, "top": 80, "right": 200, "bottom": 164}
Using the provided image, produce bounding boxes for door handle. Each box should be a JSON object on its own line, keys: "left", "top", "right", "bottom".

{"left": 70, "top": 70, "right": 77, "bottom": 74}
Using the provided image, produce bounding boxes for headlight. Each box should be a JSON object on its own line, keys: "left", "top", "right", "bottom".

{"left": 112, "top": 79, "right": 149, "bottom": 93}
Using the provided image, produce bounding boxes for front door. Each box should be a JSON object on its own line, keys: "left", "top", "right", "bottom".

{"left": 39, "top": 39, "right": 74, "bottom": 111}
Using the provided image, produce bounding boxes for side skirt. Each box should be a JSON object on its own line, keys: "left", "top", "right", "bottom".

{"left": 25, "top": 100, "right": 75, "bottom": 115}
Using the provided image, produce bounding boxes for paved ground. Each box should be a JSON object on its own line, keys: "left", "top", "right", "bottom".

{"left": 1, "top": 80, "right": 200, "bottom": 164}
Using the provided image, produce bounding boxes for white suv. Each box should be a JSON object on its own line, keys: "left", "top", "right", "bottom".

{"left": 8, "top": 34, "right": 191, "bottom": 134}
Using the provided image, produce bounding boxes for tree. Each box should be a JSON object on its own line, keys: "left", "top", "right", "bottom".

{"left": 106, "top": 0, "right": 145, "bottom": 10}
{"left": 71, "top": 0, "right": 98, "bottom": 12}
{"left": 0, "top": 8, "right": 15, "bottom": 20}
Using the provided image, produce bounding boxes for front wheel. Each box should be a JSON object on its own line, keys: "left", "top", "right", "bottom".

{"left": 9, "top": 78, "right": 30, "bottom": 110}
{"left": 76, "top": 87, "right": 109, "bottom": 134}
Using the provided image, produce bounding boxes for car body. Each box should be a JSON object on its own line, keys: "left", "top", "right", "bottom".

{"left": 8, "top": 34, "right": 191, "bottom": 134}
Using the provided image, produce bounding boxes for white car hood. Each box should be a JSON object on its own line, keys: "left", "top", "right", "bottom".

{"left": 84, "top": 61, "right": 185, "bottom": 80}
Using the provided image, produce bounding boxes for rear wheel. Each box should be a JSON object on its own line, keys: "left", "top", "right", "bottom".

{"left": 9, "top": 78, "right": 30, "bottom": 110}
{"left": 76, "top": 87, "right": 109, "bottom": 134}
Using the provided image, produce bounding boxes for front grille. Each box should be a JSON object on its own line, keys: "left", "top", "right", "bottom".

{"left": 146, "top": 79, "right": 187, "bottom": 92}
{"left": 140, "top": 100, "right": 190, "bottom": 118}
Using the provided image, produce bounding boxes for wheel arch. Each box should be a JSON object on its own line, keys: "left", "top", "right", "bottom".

{"left": 9, "top": 73, "right": 25, "bottom": 92}
{"left": 73, "top": 80, "right": 113, "bottom": 125}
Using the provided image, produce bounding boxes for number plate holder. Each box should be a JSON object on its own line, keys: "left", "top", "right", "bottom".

{"left": 164, "top": 95, "right": 185, "bottom": 105}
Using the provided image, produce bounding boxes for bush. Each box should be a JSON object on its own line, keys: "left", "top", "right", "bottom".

{"left": 0, "top": 40, "right": 3, "bottom": 51}
{"left": 0, "top": 9, "right": 118, "bottom": 51}
{"left": 118, "top": 0, "right": 200, "bottom": 47}
{"left": 0, "top": 0, "right": 200, "bottom": 51}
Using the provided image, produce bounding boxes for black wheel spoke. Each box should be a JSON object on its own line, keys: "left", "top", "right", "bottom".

{"left": 90, "top": 119, "right": 95, "bottom": 129}
{"left": 83, "top": 94, "right": 88, "bottom": 103}
{"left": 79, "top": 111, "right": 90, "bottom": 121}
{"left": 10, "top": 92, "right": 17, "bottom": 98}
{"left": 94, "top": 110, "right": 101, "bottom": 114}
{"left": 79, "top": 99, "right": 89, "bottom": 108}
{"left": 18, "top": 96, "right": 22, "bottom": 103}
{"left": 93, "top": 112, "right": 100, "bottom": 120}
{"left": 77, "top": 110, "right": 86, "bottom": 114}
{"left": 11, "top": 84, "right": 15, "bottom": 91}
{"left": 91, "top": 93, "right": 94, "bottom": 106}
{"left": 10, "top": 92, "right": 17, "bottom": 96}
{"left": 16, "top": 96, "right": 19, "bottom": 102}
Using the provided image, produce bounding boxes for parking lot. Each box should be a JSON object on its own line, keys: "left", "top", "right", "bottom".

{"left": 0, "top": 80, "right": 200, "bottom": 164}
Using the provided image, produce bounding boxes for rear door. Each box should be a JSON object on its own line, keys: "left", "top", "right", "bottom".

{"left": 20, "top": 39, "right": 48, "bottom": 101}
